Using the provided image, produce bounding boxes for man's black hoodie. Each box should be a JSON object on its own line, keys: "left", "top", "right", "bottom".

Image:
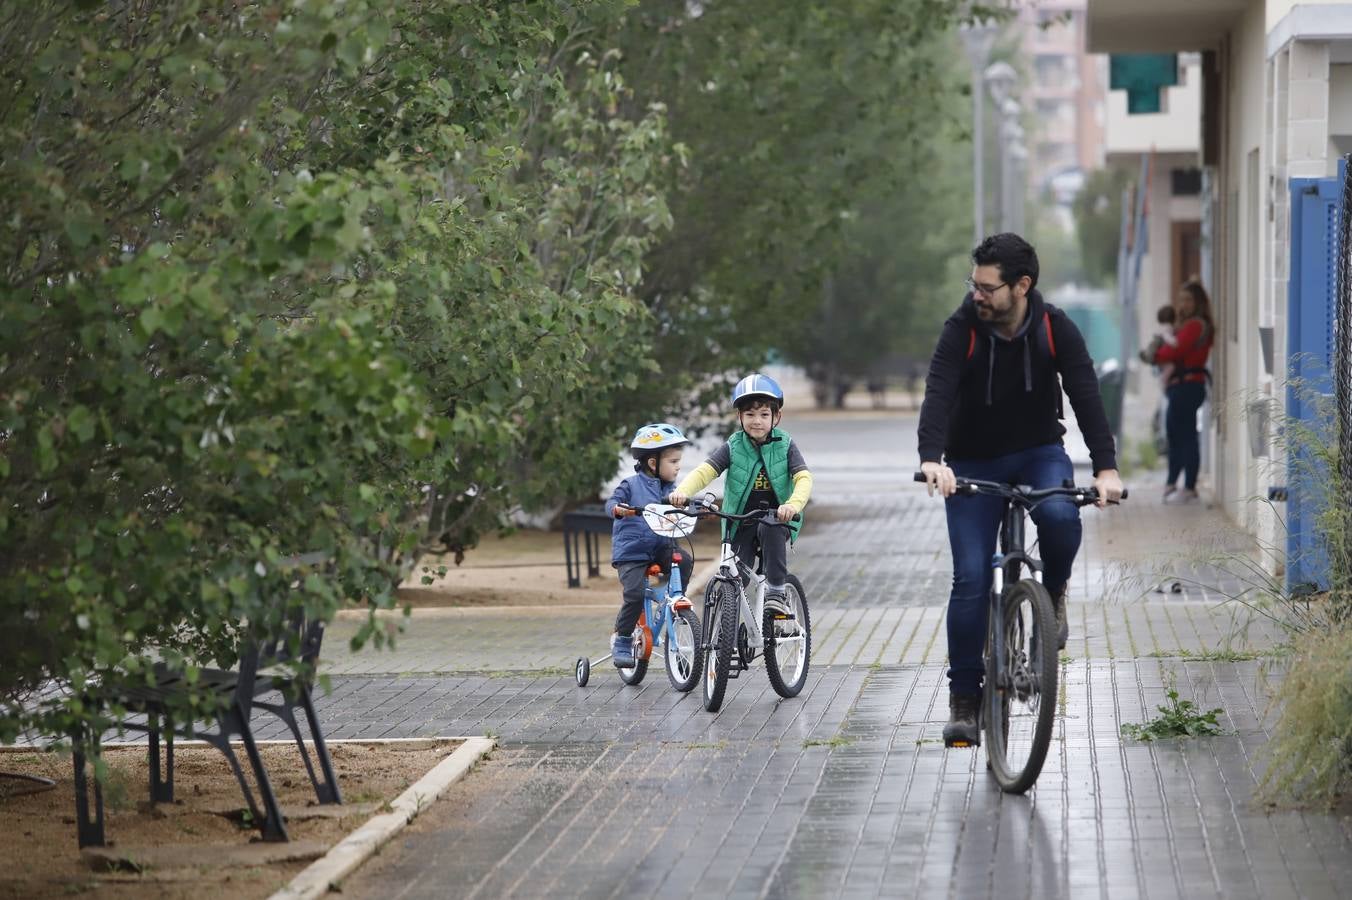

{"left": 916, "top": 289, "right": 1117, "bottom": 473}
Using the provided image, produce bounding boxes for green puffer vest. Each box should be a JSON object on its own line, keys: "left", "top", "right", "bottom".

{"left": 724, "top": 428, "right": 803, "bottom": 542}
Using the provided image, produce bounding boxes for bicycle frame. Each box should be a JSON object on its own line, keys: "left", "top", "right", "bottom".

{"left": 706, "top": 540, "right": 765, "bottom": 650}
{"left": 641, "top": 549, "right": 693, "bottom": 654}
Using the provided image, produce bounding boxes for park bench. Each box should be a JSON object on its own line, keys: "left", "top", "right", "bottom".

{"left": 70, "top": 609, "right": 341, "bottom": 848}
{"left": 563, "top": 503, "right": 611, "bottom": 588}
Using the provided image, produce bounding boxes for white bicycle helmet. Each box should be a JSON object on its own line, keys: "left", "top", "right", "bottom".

{"left": 731, "top": 373, "right": 784, "bottom": 409}
{"left": 629, "top": 422, "right": 690, "bottom": 458}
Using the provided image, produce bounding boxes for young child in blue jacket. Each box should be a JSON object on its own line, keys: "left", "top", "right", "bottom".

{"left": 604, "top": 423, "right": 695, "bottom": 666}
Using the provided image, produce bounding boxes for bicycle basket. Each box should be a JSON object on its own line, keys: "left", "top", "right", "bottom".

{"left": 641, "top": 504, "right": 697, "bottom": 538}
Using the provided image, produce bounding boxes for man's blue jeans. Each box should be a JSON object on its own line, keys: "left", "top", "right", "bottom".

{"left": 944, "top": 443, "right": 1081, "bottom": 696}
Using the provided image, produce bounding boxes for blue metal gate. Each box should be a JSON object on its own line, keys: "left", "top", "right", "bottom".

{"left": 1286, "top": 172, "right": 1343, "bottom": 591}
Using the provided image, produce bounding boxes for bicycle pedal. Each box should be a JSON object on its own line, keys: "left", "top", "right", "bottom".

{"left": 944, "top": 738, "right": 979, "bottom": 749}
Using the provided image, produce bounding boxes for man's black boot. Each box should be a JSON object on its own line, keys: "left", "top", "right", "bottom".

{"left": 1052, "top": 587, "right": 1069, "bottom": 651}
{"left": 943, "top": 690, "right": 981, "bottom": 748}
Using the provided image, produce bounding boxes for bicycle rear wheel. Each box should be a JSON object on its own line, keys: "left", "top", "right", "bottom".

{"left": 702, "top": 580, "right": 739, "bottom": 712}
{"left": 618, "top": 623, "right": 649, "bottom": 686}
{"left": 984, "top": 578, "right": 1057, "bottom": 793}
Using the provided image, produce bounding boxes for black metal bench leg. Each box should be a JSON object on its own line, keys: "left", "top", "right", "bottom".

{"left": 564, "top": 528, "right": 580, "bottom": 588}
{"left": 210, "top": 727, "right": 289, "bottom": 843}
{"left": 299, "top": 685, "right": 341, "bottom": 804}
{"left": 72, "top": 731, "right": 106, "bottom": 848}
{"left": 256, "top": 692, "right": 340, "bottom": 806}
{"left": 148, "top": 716, "right": 175, "bottom": 804}
{"left": 585, "top": 531, "right": 600, "bottom": 579}
{"left": 237, "top": 725, "right": 288, "bottom": 841}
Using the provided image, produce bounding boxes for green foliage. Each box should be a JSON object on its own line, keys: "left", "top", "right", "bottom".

{"left": 0, "top": 0, "right": 982, "bottom": 750}
{"left": 1120, "top": 685, "right": 1226, "bottom": 741}
{"left": 1072, "top": 167, "right": 1135, "bottom": 288}
{"left": 0, "top": 1, "right": 674, "bottom": 744}
{"left": 604, "top": 0, "right": 975, "bottom": 393}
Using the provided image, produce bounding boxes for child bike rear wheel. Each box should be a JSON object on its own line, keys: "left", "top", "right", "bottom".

{"left": 764, "top": 575, "right": 810, "bottom": 698}
{"left": 618, "top": 630, "right": 649, "bottom": 686}
{"left": 984, "top": 578, "right": 1058, "bottom": 793}
{"left": 702, "top": 580, "right": 739, "bottom": 712}
{"left": 665, "top": 608, "right": 704, "bottom": 692}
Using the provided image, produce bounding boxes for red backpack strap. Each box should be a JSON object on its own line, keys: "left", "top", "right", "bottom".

{"left": 967, "top": 327, "right": 976, "bottom": 360}
{"left": 1043, "top": 311, "right": 1056, "bottom": 359}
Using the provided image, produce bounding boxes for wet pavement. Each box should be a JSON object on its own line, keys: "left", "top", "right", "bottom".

{"left": 271, "top": 411, "right": 1351, "bottom": 899}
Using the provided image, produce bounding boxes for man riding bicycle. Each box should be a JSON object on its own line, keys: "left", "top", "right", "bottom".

{"left": 917, "top": 233, "right": 1124, "bottom": 747}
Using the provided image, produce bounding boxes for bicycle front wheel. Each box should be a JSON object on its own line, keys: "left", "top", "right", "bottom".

{"left": 665, "top": 607, "right": 703, "bottom": 693}
{"left": 702, "top": 580, "right": 739, "bottom": 712}
{"left": 764, "top": 575, "right": 810, "bottom": 698}
{"left": 984, "top": 578, "right": 1058, "bottom": 793}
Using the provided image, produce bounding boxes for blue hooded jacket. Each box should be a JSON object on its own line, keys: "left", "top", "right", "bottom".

{"left": 606, "top": 471, "right": 676, "bottom": 565}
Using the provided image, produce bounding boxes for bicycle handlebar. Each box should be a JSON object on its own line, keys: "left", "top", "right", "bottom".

{"left": 659, "top": 495, "right": 800, "bottom": 526}
{"left": 911, "top": 472, "right": 1127, "bottom": 506}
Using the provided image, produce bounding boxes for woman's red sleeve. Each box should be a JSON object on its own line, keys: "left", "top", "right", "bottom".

{"left": 1154, "top": 320, "right": 1203, "bottom": 364}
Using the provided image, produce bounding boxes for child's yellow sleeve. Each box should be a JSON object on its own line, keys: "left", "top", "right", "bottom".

{"left": 785, "top": 470, "right": 813, "bottom": 513}
{"left": 675, "top": 463, "right": 719, "bottom": 499}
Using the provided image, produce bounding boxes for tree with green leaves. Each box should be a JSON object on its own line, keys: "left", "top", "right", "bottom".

{"left": 1072, "top": 166, "right": 1135, "bottom": 288}
{"left": 601, "top": 0, "right": 978, "bottom": 402}
{"left": 0, "top": 0, "right": 674, "bottom": 744}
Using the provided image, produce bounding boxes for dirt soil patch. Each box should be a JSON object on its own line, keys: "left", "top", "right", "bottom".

{"left": 0, "top": 739, "right": 459, "bottom": 900}
{"left": 400, "top": 521, "right": 721, "bottom": 608}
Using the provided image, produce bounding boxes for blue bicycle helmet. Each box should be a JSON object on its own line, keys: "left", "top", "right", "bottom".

{"left": 731, "top": 373, "right": 784, "bottom": 410}
{"left": 629, "top": 422, "right": 690, "bottom": 458}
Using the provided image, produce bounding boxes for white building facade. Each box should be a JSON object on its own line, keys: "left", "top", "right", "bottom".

{"left": 1088, "top": 0, "right": 1352, "bottom": 561}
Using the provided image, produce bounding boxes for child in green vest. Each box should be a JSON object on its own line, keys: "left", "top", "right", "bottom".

{"left": 669, "top": 373, "right": 813, "bottom": 606}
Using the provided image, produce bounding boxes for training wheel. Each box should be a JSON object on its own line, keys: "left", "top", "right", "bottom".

{"left": 575, "top": 657, "right": 591, "bottom": 687}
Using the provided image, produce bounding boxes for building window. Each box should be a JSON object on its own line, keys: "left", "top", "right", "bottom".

{"left": 1171, "top": 168, "right": 1202, "bottom": 196}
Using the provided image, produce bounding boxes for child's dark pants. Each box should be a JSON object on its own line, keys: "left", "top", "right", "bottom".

{"left": 731, "top": 521, "right": 790, "bottom": 590}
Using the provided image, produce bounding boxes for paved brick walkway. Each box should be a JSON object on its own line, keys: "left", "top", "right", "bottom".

{"left": 300, "top": 411, "right": 1348, "bottom": 899}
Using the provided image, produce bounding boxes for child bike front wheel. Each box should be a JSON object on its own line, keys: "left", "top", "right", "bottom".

{"left": 764, "top": 575, "right": 810, "bottom": 698}
{"left": 702, "top": 580, "right": 739, "bottom": 712}
{"left": 665, "top": 607, "right": 704, "bottom": 692}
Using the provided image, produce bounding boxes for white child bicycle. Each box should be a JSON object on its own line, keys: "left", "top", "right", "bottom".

{"left": 662, "top": 497, "right": 811, "bottom": 712}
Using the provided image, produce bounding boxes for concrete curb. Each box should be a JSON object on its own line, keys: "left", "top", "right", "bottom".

{"left": 268, "top": 735, "right": 495, "bottom": 900}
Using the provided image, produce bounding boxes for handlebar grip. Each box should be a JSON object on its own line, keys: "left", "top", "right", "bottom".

{"left": 1120, "top": 489, "right": 1129, "bottom": 500}
{"left": 913, "top": 472, "right": 928, "bottom": 483}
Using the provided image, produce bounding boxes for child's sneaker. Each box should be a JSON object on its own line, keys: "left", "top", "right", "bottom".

{"left": 611, "top": 634, "right": 635, "bottom": 667}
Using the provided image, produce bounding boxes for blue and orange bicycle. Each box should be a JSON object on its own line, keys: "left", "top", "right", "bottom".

{"left": 574, "top": 503, "right": 703, "bottom": 691}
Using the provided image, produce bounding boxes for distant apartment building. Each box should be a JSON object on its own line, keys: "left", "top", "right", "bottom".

{"left": 1012, "top": 0, "right": 1108, "bottom": 203}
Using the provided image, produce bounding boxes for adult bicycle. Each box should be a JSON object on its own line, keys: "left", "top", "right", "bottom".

{"left": 913, "top": 473, "right": 1126, "bottom": 793}
{"left": 664, "top": 497, "right": 810, "bottom": 713}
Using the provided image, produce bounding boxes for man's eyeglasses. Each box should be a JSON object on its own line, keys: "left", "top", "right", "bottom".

{"left": 965, "top": 277, "right": 1011, "bottom": 297}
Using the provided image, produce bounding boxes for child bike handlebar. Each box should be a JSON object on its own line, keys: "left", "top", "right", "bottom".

{"left": 659, "top": 496, "right": 801, "bottom": 526}
{"left": 911, "top": 473, "right": 1128, "bottom": 507}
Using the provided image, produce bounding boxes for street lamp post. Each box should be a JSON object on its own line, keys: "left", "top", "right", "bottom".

{"left": 960, "top": 20, "right": 999, "bottom": 245}
{"left": 983, "top": 63, "right": 1021, "bottom": 235}
{"left": 997, "top": 99, "right": 1023, "bottom": 233}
